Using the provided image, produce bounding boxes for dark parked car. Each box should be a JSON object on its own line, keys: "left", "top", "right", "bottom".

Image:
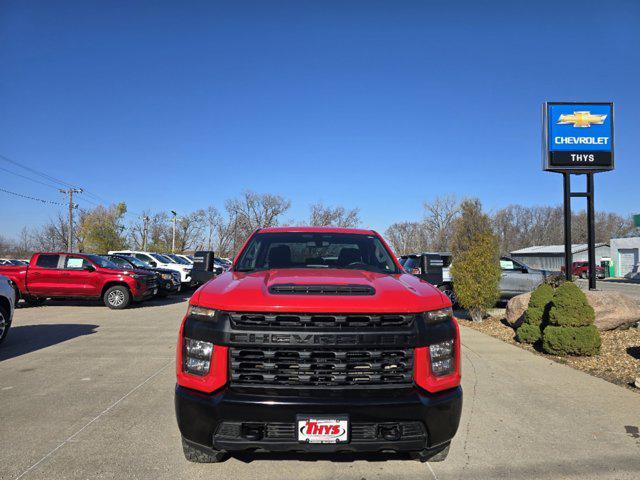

{"left": 104, "top": 255, "right": 181, "bottom": 297}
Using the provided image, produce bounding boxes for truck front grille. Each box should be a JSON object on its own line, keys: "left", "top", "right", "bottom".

{"left": 228, "top": 312, "right": 415, "bottom": 330}
{"left": 230, "top": 347, "right": 414, "bottom": 387}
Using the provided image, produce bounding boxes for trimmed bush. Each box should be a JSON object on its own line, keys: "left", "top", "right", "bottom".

{"left": 542, "top": 282, "right": 600, "bottom": 356}
{"left": 542, "top": 325, "right": 601, "bottom": 356}
{"left": 548, "top": 282, "right": 595, "bottom": 328}
{"left": 515, "top": 283, "right": 553, "bottom": 344}
{"left": 524, "top": 283, "right": 554, "bottom": 327}
{"left": 515, "top": 322, "right": 542, "bottom": 344}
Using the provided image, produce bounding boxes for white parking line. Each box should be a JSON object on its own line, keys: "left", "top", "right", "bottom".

{"left": 427, "top": 462, "right": 439, "bottom": 480}
{"left": 13, "top": 360, "right": 172, "bottom": 480}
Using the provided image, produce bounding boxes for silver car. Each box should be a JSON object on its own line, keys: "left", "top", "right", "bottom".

{"left": 499, "top": 257, "right": 552, "bottom": 299}
{"left": 0, "top": 274, "right": 16, "bottom": 345}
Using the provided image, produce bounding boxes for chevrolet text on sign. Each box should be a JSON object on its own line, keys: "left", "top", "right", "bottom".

{"left": 543, "top": 102, "right": 614, "bottom": 172}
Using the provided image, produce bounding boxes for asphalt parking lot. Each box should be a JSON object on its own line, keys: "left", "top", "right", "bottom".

{"left": 1, "top": 295, "right": 639, "bottom": 480}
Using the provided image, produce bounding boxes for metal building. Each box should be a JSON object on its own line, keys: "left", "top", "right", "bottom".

{"left": 610, "top": 237, "right": 640, "bottom": 278}
{"left": 509, "top": 243, "right": 611, "bottom": 272}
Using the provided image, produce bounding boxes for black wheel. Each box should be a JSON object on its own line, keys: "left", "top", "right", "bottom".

{"left": 412, "top": 443, "right": 450, "bottom": 463}
{"left": 181, "top": 438, "right": 226, "bottom": 463}
{"left": 103, "top": 286, "right": 131, "bottom": 309}
{"left": 438, "top": 284, "right": 457, "bottom": 307}
{"left": 24, "top": 296, "right": 46, "bottom": 307}
{"left": 0, "top": 305, "right": 10, "bottom": 345}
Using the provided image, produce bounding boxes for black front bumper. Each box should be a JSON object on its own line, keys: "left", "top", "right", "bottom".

{"left": 175, "top": 384, "right": 462, "bottom": 454}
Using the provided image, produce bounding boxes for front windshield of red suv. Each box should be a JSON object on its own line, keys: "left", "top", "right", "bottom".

{"left": 235, "top": 232, "right": 399, "bottom": 274}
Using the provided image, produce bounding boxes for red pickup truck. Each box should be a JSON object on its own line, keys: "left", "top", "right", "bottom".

{"left": 560, "top": 261, "right": 605, "bottom": 279}
{"left": 175, "top": 227, "right": 461, "bottom": 464}
{"left": 0, "top": 252, "right": 158, "bottom": 309}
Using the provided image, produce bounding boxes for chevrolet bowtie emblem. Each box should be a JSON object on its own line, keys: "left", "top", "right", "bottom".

{"left": 557, "top": 111, "right": 607, "bottom": 128}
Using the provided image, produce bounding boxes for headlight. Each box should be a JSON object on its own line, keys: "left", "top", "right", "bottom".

{"left": 161, "top": 273, "right": 172, "bottom": 280}
{"left": 187, "top": 305, "right": 217, "bottom": 318}
{"left": 423, "top": 307, "right": 453, "bottom": 324}
{"left": 183, "top": 338, "right": 213, "bottom": 375}
{"left": 429, "top": 339, "right": 455, "bottom": 376}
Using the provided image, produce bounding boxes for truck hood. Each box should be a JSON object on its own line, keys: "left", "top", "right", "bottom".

{"left": 192, "top": 268, "right": 449, "bottom": 313}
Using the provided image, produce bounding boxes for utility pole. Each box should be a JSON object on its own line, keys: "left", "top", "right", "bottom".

{"left": 59, "top": 188, "right": 82, "bottom": 252}
{"left": 142, "top": 215, "right": 150, "bottom": 250}
{"left": 171, "top": 210, "right": 177, "bottom": 253}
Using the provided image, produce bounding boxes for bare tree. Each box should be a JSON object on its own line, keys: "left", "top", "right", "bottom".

{"left": 174, "top": 210, "right": 206, "bottom": 252}
{"left": 422, "top": 195, "right": 461, "bottom": 251}
{"left": 224, "top": 191, "right": 291, "bottom": 253}
{"left": 204, "top": 206, "right": 222, "bottom": 251}
{"left": 384, "top": 222, "right": 427, "bottom": 256}
{"left": 29, "top": 212, "right": 71, "bottom": 252}
{"left": 308, "top": 203, "right": 360, "bottom": 228}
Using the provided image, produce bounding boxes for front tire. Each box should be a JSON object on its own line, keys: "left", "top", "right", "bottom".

{"left": 103, "top": 286, "right": 131, "bottom": 309}
{"left": 181, "top": 438, "right": 226, "bottom": 463}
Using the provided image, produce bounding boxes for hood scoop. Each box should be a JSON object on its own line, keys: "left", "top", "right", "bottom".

{"left": 269, "top": 284, "right": 375, "bottom": 296}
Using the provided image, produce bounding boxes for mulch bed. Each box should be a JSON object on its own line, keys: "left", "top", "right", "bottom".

{"left": 458, "top": 311, "right": 640, "bottom": 393}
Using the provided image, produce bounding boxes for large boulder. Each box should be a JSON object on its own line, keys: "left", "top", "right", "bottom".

{"left": 586, "top": 291, "right": 640, "bottom": 331}
{"left": 506, "top": 289, "right": 640, "bottom": 331}
{"left": 506, "top": 292, "right": 531, "bottom": 328}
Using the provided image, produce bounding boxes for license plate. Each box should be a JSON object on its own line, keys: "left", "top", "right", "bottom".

{"left": 297, "top": 415, "right": 349, "bottom": 444}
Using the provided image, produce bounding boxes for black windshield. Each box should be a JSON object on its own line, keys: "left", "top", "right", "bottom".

{"left": 235, "top": 232, "right": 398, "bottom": 274}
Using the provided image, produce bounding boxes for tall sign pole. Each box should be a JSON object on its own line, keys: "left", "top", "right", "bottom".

{"left": 562, "top": 173, "right": 572, "bottom": 281}
{"left": 543, "top": 102, "right": 614, "bottom": 290}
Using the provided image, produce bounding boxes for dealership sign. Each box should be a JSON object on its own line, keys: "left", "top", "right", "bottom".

{"left": 543, "top": 102, "right": 614, "bottom": 172}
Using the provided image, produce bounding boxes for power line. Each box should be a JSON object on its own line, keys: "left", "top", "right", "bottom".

{"left": 0, "top": 165, "right": 62, "bottom": 190}
{"left": 0, "top": 151, "right": 146, "bottom": 217}
{"left": 0, "top": 153, "right": 79, "bottom": 189}
{"left": 0, "top": 186, "right": 66, "bottom": 206}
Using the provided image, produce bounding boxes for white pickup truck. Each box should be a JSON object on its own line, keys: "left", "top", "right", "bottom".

{"left": 108, "top": 250, "right": 195, "bottom": 287}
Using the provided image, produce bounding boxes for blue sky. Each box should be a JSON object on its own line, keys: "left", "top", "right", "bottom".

{"left": 1, "top": 0, "right": 639, "bottom": 239}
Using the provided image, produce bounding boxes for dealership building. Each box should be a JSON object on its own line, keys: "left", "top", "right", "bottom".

{"left": 509, "top": 243, "right": 611, "bottom": 272}
{"left": 610, "top": 237, "right": 640, "bottom": 277}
